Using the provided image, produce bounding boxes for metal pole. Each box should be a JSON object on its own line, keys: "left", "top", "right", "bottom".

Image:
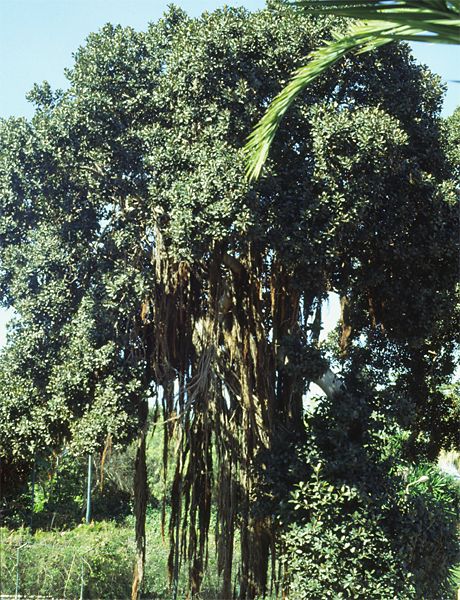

{"left": 80, "top": 454, "right": 92, "bottom": 600}
{"left": 30, "top": 454, "right": 36, "bottom": 530}
{"left": 15, "top": 542, "right": 28, "bottom": 599}
{"left": 15, "top": 545, "right": 20, "bottom": 599}
{"left": 85, "top": 454, "right": 92, "bottom": 524}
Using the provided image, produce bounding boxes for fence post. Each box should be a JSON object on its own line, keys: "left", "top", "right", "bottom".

{"left": 85, "top": 454, "right": 92, "bottom": 524}
{"left": 30, "top": 454, "right": 36, "bottom": 530}
{"left": 15, "top": 542, "right": 28, "bottom": 599}
{"left": 79, "top": 453, "right": 92, "bottom": 600}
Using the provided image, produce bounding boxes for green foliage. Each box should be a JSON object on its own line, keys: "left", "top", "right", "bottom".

{"left": 0, "top": 2, "right": 455, "bottom": 465}
{"left": 0, "top": 523, "right": 134, "bottom": 598}
{"left": 282, "top": 476, "right": 417, "bottom": 599}
{"left": 0, "top": 5, "right": 458, "bottom": 596}
{"left": 443, "top": 106, "right": 460, "bottom": 182}
{"left": 0, "top": 514, "right": 223, "bottom": 599}
{"left": 268, "top": 394, "right": 460, "bottom": 599}
{"left": 397, "top": 463, "right": 460, "bottom": 595}
{"left": 1, "top": 451, "right": 133, "bottom": 530}
{"left": 245, "top": 0, "right": 460, "bottom": 179}
{"left": 450, "top": 564, "right": 460, "bottom": 589}
{"left": 1, "top": 422, "right": 180, "bottom": 531}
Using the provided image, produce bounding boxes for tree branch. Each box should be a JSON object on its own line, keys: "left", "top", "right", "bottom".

{"left": 222, "top": 252, "right": 244, "bottom": 276}
{"left": 313, "top": 367, "right": 346, "bottom": 400}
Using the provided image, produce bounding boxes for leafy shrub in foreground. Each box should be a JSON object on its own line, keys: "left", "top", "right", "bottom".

{"left": 265, "top": 393, "right": 460, "bottom": 600}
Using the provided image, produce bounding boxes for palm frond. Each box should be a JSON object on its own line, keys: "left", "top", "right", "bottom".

{"left": 244, "top": 28, "right": 367, "bottom": 180}
{"left": 295, "top": 0, "right": 460, "bottom": 19}
{"left": 245, "top": 0, "right": 460, "bottom": 180}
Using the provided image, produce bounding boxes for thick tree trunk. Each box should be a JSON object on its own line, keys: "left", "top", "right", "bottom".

{"left": 131, "top": 412, "right": 148, "bottom": 600}
{"left": 313, "top": 367, "right": 346, "bottom": 400}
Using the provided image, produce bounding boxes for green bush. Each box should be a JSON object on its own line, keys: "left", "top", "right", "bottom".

{"left": 2, "top": 450, "right": 133, "bottom": 530}
{"left": 280, "top": 466, "right": 459, "bottom": 599}
{"left": 280, "top": 464, "right": 416, "bottom": 599}
{"left": 264, "top": 394, "right": 460, "bottom": 600}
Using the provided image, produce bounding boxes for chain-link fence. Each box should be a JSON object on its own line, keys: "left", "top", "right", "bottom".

{"left": 0, "top": 517, "right": 223, "bottom": 600}
{"left": 0, "top": 537, "right": 137, "bottom": 599}
{"left": 0, "top": 433, "right": 231, "bottom": 600}
{"left": 1, "top": 447, "right": 201, "bottom": 599}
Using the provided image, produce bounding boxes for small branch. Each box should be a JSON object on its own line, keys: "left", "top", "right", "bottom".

{"left": 80, "top": 163, "right": 107, "bottom": 178}
{"left": 310, "top": 300, "right": 322, "bottom": 344}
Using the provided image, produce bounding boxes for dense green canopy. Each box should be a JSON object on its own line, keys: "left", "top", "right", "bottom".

{"left": 245, "top": 0, "right": 460, "bottom": 179}
{"left": 0, "top": 5, "right": 458, "bottom": 598}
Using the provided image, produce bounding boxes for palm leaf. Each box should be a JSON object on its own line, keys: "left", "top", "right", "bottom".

{"left": 245, "top": 0, "right": 460, "bottom": 180}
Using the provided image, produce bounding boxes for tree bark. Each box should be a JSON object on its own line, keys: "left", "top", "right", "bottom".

{"left": 313, "top": 367, "right": 346, "bottom": 400}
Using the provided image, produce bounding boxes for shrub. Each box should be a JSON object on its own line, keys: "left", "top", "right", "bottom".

{"left": 265, "top": 393, "right": 460, "bottom": 600}
{"left": 280, "top": 466, "right": 417, "bottom": 599}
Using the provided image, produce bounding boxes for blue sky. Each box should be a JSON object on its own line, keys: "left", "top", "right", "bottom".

{"left": 0, "top": 0, "right": 458, "bottom": 346}
{"left": 1, "top": 0, "right": 459, "bottom": 120}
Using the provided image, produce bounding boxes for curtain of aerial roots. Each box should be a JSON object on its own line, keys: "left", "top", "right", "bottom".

{"left": 147, "top": 240, "right": 307, "bottom": 599}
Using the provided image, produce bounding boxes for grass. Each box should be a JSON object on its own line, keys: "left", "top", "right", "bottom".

{"left": 0, "top": 512, "right": 225, "bottom": 599}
